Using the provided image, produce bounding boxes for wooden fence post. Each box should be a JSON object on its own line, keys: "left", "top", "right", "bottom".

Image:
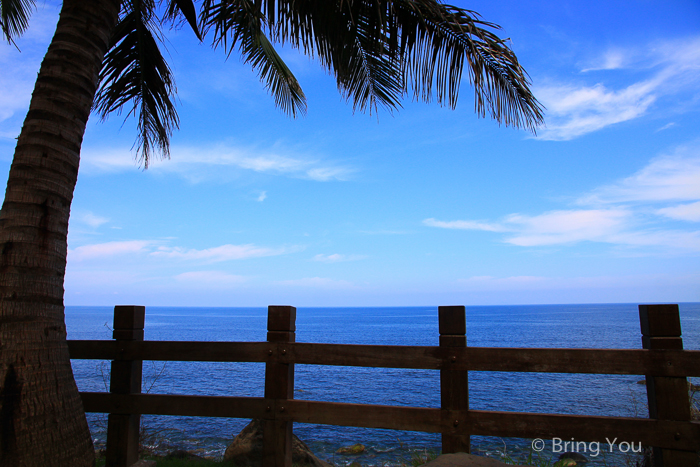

{"left": 106, "top": 305, "right": 145, "bottom": 467}
{"left": 439, "top": 305, "right": 470, "bottom": 454}
{"left": 264, "top": 305, "right": 296, "bottom": 467}
{"left": 639, "top": 304, "right": 695, "bottom": 467}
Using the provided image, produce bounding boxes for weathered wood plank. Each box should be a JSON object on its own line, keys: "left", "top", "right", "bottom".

{"left": 438, "top": 305, "right": 466, "bottom": 335}
{"left": 281, "top": 343, "right": 700, "bottom": 376}
{"left": 81, "top": 392, "right": 268, "bottom": 419}
{"left": 282, "top": 343, "right": 441, "bottom": 369}
{"left": 284, "top": 400, "right": 444, "bottom": 433}
{"left": 263, "top": 305, "right": 295, "bottom": 467}
{"left": 460, "top": 347, "right": 700, "bottom": 376}
{"left": 68, "top": 340, "right": 700, "bottom": 377}
{"left": 640, "top": 304, "right": 682, "bottom": 337}
{"left": 81, "top": 393, "right": 700, "bottom": 452}
{"left": 281, "top": 400, "right": 700, "bottom": 452}
{"left": 640, "top": 304, "right": 695, "bottom": 467}
{"left": 439, "top": 305, "right": 470, "bottom": 453}
{"left": 106, "top": 306, "right": 144, "bottom": 467}
{"left": 70, "top": 340, "right": 271, "bottom": 362}
{"left": 68, "top": 339, "right": 118, "bottom": 359}
{"left": 464, "top": 410, "right": 700, "bottom": 452}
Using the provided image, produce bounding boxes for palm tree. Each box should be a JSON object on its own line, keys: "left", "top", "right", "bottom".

{"left": 0, "top": 0, "right": 543, "bottom": 465}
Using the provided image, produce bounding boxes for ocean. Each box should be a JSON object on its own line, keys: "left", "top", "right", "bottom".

{"left": 67, "top": 303, "right": 700, "bottom": 466}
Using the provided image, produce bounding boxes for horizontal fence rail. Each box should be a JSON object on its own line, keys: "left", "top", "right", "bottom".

{"left": 68, "top": 340, "right": 700, "bottom": 376}
{"left": 69, "top": 304, "right": 700, "bottom": 467}
{"left": 78, "top": 392, "right": 700, "bottom": 452}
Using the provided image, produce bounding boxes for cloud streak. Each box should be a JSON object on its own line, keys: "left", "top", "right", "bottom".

{"left": 311, "top": 253, "right": 367, "bottom": 263}
{"left": 422, "top": 218, "right": 508, "bottom": 232}
{"left": 80, "top": 143, "right": 355, "bottom": 182}
{"left": 276, "top": 277, "right": 356, "bottom": 289}
{"left": 69, "top": 240, "right": 299, "bottom": 262}
{"left": 425, "top": 146, "right": 700, "bottom": 252}
{"left": 536, "top": 37, "right": 700, "bottom": 140}
{"left": 578, "top": 146, "right": 700, "bottom": 204}
{"left": 174, "top": 270, "right": 247, "bottom": 285}
{"left": 69, "top": 240, "right": 154, "bottom": 261}
{"left": 152, "top": 243, "right": 295, "bottom": 262}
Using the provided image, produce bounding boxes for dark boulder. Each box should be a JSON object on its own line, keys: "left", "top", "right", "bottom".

{"left": 224, "top": 419, "right": 332, "bottom": 467}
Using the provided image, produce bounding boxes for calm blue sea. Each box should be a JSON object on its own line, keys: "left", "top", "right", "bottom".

{"left": 67, "top": 303, "right": 700, "bottom": 466}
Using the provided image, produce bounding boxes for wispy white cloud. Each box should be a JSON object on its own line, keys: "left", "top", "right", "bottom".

{"left": 537, "top": 37, "right": 700, "bottom": 140}
{"left": 69, "top": 240, "right": 154, "bottom": 261}
{"left": 426, "top": 209, "right": 637, "bottom": 246}
{"left": 578, "top": 146, "right": 700, "bottom": 204}
{"left": 425, "top": 145, "right": 700, "bottom": 253}
{"left": 456, "top": 275, "right": 549, "bottom": 291}
{"left": 80, "top": 143, "right": 355, "bottom": 182}
{"left": 79, "top": 211, "right": 110, "bottom": 228}
{"left": 657, "top": 201, "right": 700, "bottom": 222}
{"left": 69, "top": 240, "right": 299, "bottom": 263}
{"left": 427, "top": 208, "right": 700, "bottom": 251}
{"left": 256, "top": 191, "right": 267, "bottom": 202}
{"left": 174, "top": 270, "right": 247, "bottom": 285}
{"left": 422, "top": 218, "right": 508, "bottom": 232}
{"left": 655, "top": 122, "right": 676, "bottom": 132}
{"left": 536, "top": 80, "right": 658, "bottom": 140}
{"left": 454, "top": 273, "right": 700, "bottom": 294}
{"left": 581, "top": 49, "right": 629, "bottom": 72}
{"left": 358, "top": 230, "right": 410, "bottom": 235}
{"left": 276, "top": 277, "right": 356, "bottom": 288}
{"left": 0, "top": 4, "right": 60, "bottom": 138}
{"left": 151, "top": 243, "right": 297, "bottom": 262}
{"left": 311, "top": 253, "right": 367, "bottom": 263}
{"left": 503, "top": 209, "right": 631, "bottom": 246}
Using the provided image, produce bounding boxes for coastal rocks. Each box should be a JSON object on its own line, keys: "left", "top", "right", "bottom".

{"left": 336, "top": 444, "right": 365, "bottom": 455}
{"left": 223, "top": 419, "right": 332, "bottom": 467}
{"left": 130, "top": 461, "right": 156, "bottom": 467}
{"left": 422, "top": 452, "right": 528, "bottom": 467}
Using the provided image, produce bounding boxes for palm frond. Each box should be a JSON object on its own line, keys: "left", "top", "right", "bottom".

{"left": 94, "top": 0, "right": 178, "bottom": 168}
{"left": 329, "top": 16, "right": 405, "bottom": 113}
{"left": 395, "top": 1, "right": 544, "bottom": 131}
{"left": 256, "top": 0, "right": 404, "bottom": 113}
{"left": 263, "top": 0, "right": 543, "bottom": 131}
{"left": 164, "top": 0, "right": 202, "bottom": 40}
{"left": 202, "top": 0, "right": 306, "bottom": 116}
{"left": 1, "top": 0, "right": 34, "bottom": 43}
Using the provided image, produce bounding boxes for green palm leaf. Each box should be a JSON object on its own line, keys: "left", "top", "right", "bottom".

{"left": 248, "top": 0, "right": 543, "bottom": 130}
{"left": 164, "top": 0, "right": 203, "bottom": 40}
{"left": 94, "top": 0, "right": 180, "bottom": 168}
{"left": 395, "top": 1, "right": 543, "bottom": 131}
{"left": 202, "top": 0, "right": 307, "bottom": 116}
{"left": 0, "top": 0, "right": 34, "bottom": 43}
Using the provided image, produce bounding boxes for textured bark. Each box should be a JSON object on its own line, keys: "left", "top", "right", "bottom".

{"left": 0, "top": 0, "right": 121, "bottom": 465}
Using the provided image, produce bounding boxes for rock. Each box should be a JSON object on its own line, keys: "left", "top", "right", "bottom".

{"left": 336, "top": 444, "right": 365, "bottom": 455}
{"left": 130, "top": 461, "right": 156, "bottom": 467}
{"left": 223, "top": 419, "right": 332, "bottom": 467}
{"left": 422, "top": 452, "right": 528, "bottom": 467}
{"left": 558, "top": 452, "right": 588, "bottom": 464}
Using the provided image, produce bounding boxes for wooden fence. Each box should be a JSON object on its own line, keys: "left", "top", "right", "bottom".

{"left": 67, "top": 304, "right": 700, "bottom": 467}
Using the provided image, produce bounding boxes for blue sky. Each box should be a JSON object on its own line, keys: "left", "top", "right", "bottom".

{"left": 1, "top": 0, "right": 699, "bottom": 306}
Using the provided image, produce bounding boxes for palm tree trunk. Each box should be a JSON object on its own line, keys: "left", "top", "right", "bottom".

{"left": 0, "top": 0, "right": 121, "bottom": 465}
